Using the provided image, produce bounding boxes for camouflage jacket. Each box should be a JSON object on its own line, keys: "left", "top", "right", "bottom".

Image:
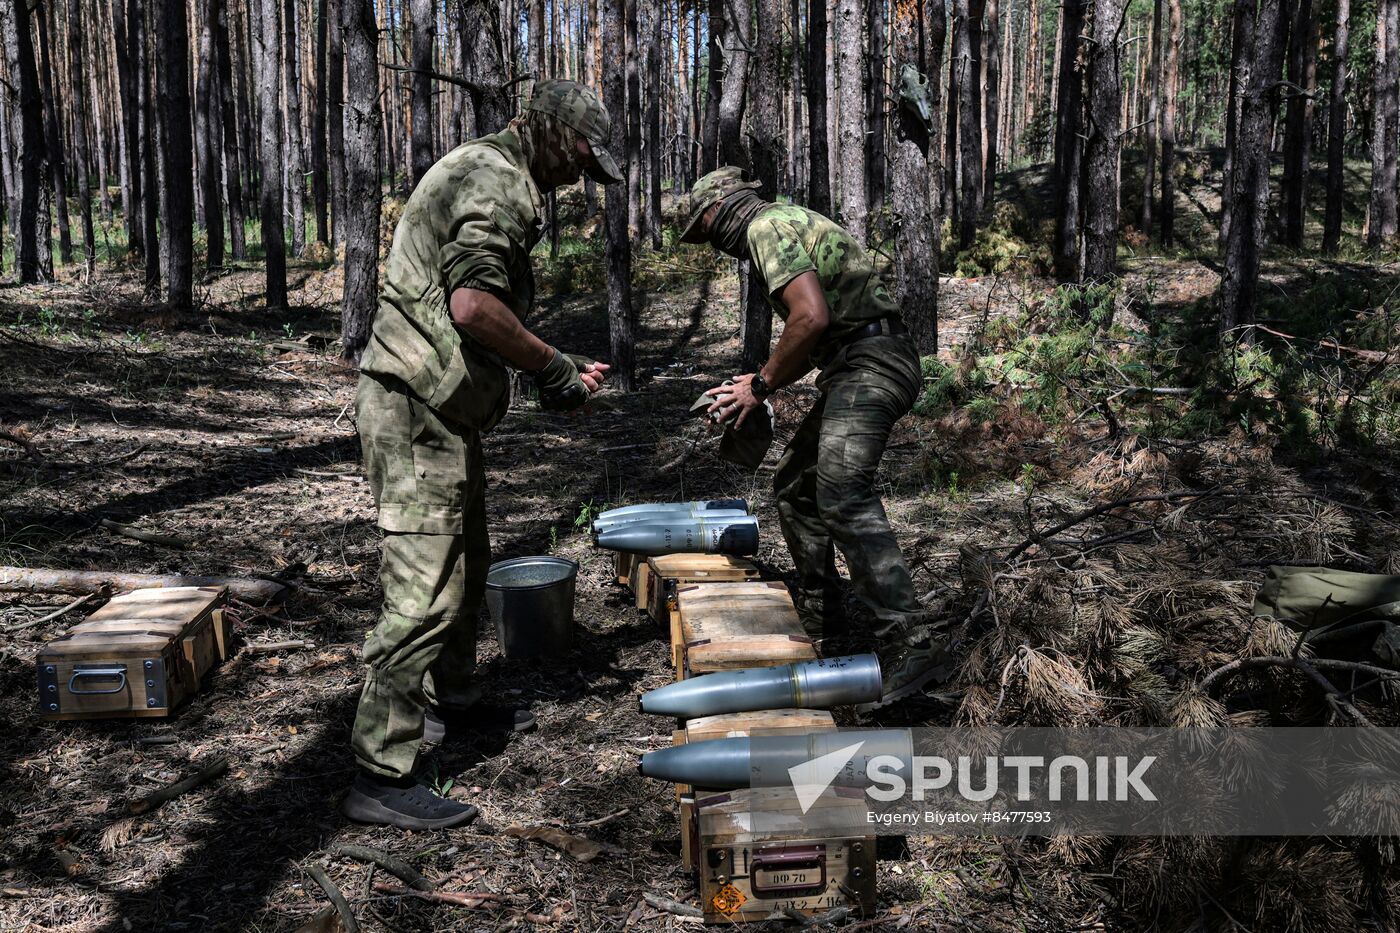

{"left": 359, "top": 127, "right": 544, "bottom": 431}
{"left": 746, "top": 204, "right": 896, "bottom": 369}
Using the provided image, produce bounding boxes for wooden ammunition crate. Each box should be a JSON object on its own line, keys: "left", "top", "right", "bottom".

{"left": 675, "top": 581, "right": 815, "bottom": 679}
{"left": 640, "top": 554, "right": 760, "bottom": 621}
{"left": 677, "top": 708, "right": 836, "bottom": 872}
{"left": 37, "top": 586, "right": 232, "bottom": 720}
{"left": 695, "top": 787, "right": 876, "bottom": 922}
{"left": 614, "top": 551, "right": 640, "bottom": 587}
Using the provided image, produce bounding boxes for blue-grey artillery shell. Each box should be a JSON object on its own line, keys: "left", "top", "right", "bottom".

{"left": 595, "top": 499, "right": 749, "bottom": 525}
{"left": 593, "top": 516, "right": 760, "bottom": 556}
{"left": 638, "top": 655, "right": 883, "bottom": 718}
{"left": 591, "top": 508, "right": 749, "bottom": 534}
{"left": 638, "top": 729, "right": 915, "bottom": 788}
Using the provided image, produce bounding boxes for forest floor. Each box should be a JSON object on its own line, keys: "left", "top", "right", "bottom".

{"left": 1, "top": 156, "right": 1399, "bottom": 933}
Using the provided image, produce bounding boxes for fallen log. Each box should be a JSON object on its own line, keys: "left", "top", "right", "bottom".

{"left": 304, "top": 863, "right": 360, "bottom": 933}
{"left": 0, "top": 567, "right": 287, "bottom": 605}
{"left": 326, "top": 844, "right": 434, "bottom": 891}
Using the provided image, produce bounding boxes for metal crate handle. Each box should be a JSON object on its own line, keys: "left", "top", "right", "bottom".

{"left": 68, "top": 666, "right": 129, "bottom": 695}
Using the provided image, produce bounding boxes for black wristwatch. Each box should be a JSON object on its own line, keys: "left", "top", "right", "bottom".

{"left": 750, "top": 372, "right": 772, "bottom": 399}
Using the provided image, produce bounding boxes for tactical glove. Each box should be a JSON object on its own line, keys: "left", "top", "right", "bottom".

{"left": 565, "top": 352, "right": 597, "bottom": 371}
{"left": 533, "top": 348, "right": 589, "bottom": 411}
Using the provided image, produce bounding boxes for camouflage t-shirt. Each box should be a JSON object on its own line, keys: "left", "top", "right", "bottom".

{"left": 745, "top": 203, "right": 896, "bottom": 367}
{"left": 360, "top": 127, "right": 544, "bottom": 432}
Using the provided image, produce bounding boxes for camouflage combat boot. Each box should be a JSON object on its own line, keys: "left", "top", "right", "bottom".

{"left": 859, "top": 629, "right": 958, "bottom": 712}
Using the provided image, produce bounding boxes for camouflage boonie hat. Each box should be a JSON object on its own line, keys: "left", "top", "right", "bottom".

{"left": 525, "top": 79, "right": 623, "bottom": 185}
{"left": 679, "top": 167, "right": 761, "bottom": 242}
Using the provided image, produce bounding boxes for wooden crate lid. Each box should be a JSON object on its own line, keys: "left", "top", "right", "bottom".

{"left": 684, "top": 708, "right": 835, "bottom": 743}
{"left": 696, "top": 786, "right": 870, "bottom": 840}
{"left": 84, "top": 586, "right": 226, "bottom": 624}
{"left": 678, "top": 583, "right": 803, "bottom": 642}
{"left": 40, "top": 629, "right": 183, "bottom": 657}
{"left": 686, "top": 635, "right": 816, "bottom": 672}
{"left": 645, "top": 554, "right": 759, "bottom": 580}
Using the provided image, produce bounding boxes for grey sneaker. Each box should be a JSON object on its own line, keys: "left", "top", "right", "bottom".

{"left": 340, "top": 771, "right": 479, "bottom": 830}
{"left": 858, "top": 640, "right": 957, "bottom": 711}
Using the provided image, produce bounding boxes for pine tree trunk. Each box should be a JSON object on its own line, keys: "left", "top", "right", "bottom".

{"left": 944, "top": 8, "right": 959, "bottom": 219}
{"left": 1050, "top": 0, "right": 1085, "bottom": 281}
{"left": 328, "top": 0, "right": 344, "bottom": 245}
{"left": 258, "top": 0, "right": 288, "bottom": 306}
{"left": 983, "top": 0, "right": 999, "bottom": 209}
{"left": 1158, "top": 0, "right": 1180, "bottom": 246}
{"left": 312, "top": 0, "right": 330, "bottom": 243}
{"left": 1220, "top": 0, "right": 1291, "bottom": 333}
{"left": 701, "top": 0, "right": 721, "bottom": 172}
{"left": 865, "top": 0, "right": 886, "bottom": 211}
{"left": 645, "top": 0, "right": 663, "bottom": 248}
{"left": 410, "top": 0, "right": 434, "bottom": 187}
{"left": 283, "top": 0, "right": 308, "bottom": 254}
{"left": 1280, "top": 0, "right": 1315, "bottom": 247}
{"left": 1220, "top": 0, "right": 1253, "bottom": 246}
{"left": 213, "top": 0, "right": 247, "bottom": 258}
{"left": 892, "top": 0, "right": 936, "bottom": 356}
{"left": 460, "top": 0, "right": 511, "bottom": 134}
{"left": 66, "top": 0, "right": 95, "bottom": 276}
{"left": 196, "top": 0, "right": 224, "bottom": 270}
{"left": 743, "top": 0, "right": 783, "bottom": 373}
{"left": 530, "top": 0, "right": 545, "bottom": 73}
{"left": 1368, "top": 0, "right": 1398, "bottom": 247}
{"left": 953, "top": 0, "right": 981, "bottom": 249}
{"left": 924, "top": 0, "right": 945, "bottom": 311}
{"left": 602, "top": 0, "right": 635, "bottom": 388}
{"left": 1023, "top": 0, "right": 1039, "bottom": 159}
{"left": 1322, "top": 0, "right": 1350, "bottom": 253}
{"left": 3, "top": 0, "right": 53, "bottom": 282}
{"left": 626, "top": 0, "right": 644, "bottom": 235}
{"left": 137, "top": 0, "right": 160, "bottom": 292}
{"left": 113, "top": 0, "right": 144, "bottom": 258}
{"left": 1082, "top": 0, "right": 1124, "bottom": 283}
{"left": 717, "top": 0, "right": 750, "bottom": 168}
{"left": 806, "top": 0, "right": 830, "bottom": 211}
{"left": 35, "top": 5, "right": 71, "bottom": 267}
{"left": 340, "top": 0, "right": 379, "bottom": 359}
{"left": 835, "top": 0, "right": 866, "bottom": 240}
{"left": 154, "top": 0, "right": 193, "bottom": 304}
{"left": 1140, "top": 0, "right": 1161, "bottom": 235}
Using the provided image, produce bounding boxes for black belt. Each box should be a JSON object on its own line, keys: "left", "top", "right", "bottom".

{"left": 849, "top": 318, "right": 908, "bottom": 341}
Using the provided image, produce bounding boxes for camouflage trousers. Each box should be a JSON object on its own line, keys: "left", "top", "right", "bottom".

{"left": 352, "top": 373, "right": 490, "bottom": 779}
{"left": 774, "top": 334, "right": 924, "bottom": 643}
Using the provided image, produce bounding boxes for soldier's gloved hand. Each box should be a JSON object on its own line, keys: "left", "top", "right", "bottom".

{"left": 565, "top": 353, "right": 611, "bottom": 393}
{"left": 533, "top": 348, "right": 589, "bottom": 411}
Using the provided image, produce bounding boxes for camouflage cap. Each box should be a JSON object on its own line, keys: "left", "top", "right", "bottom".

{"left": 525, "top": 79, "right": 623, "bottom": 185}
{"left": 679, "top": 167, "right": 761, "bottom": 242}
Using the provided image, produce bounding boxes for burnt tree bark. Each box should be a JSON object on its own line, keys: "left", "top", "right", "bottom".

{"left": 602, "top": 0, "right": 635, "bottom": 388}
{"left": 952, "top": 0, "right": 982, "bottom": 249}
{"left": 1322, "top": 0, "right": 1349, "bottom": 253}
{"left": 743, "top": 0, "right": 783, "bottom": 374}
{"left": 155, "top": 0, "right": 194, "bottom": 305}
{"left": 805, "top": 0, "right": 830, "bottom": 211}
{"left": 1050, "top": 0, "right": 1085, "bottom": 281}
{"left": 645, "top": 0, "right": 662, "bottom": 248}
{"left": 3, "top": 0, "right": 52, "bottom": 282}
{"left": 339, "top": 0, "right": 380, "bottom": 359}
{"left": 1081, "top": 0, "right": 1125, "bottom": 283}
{"left": 258, "top": 0, "right": 288, "bottom": 307}
{"left": 1279, "top": 0, "right": 1316, "bottom": 248}
{"left": 892, "top": 0, "right": 937, "bottom": 355}
{"left": 460, "top": 0, "right": 511, "bottom": 135}
{"left": 1220, "top": 0, "right": 1291, "bottom": 334}
{"left": 982, "top": 0, "right": 1000, "bottom": 209}
{"left": 1158, "top": 0, "right": 1180, "bottom": 245}
{"left": 701, "top": 0, "right": 722, "bottom": 172}
{"left": 1369, "top": 0, "right": 1398, "bottom": 247}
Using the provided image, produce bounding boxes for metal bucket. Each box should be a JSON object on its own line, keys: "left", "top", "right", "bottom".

{"left": 484, "top": 556, "right": 578, "bottom": 659}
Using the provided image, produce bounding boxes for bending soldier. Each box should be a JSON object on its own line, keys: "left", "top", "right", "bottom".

{"left": 679, "top": 167, "right": 953, "bottom": 710}
{"left": 343, "top": 80, "right": 622, "bottom": 830}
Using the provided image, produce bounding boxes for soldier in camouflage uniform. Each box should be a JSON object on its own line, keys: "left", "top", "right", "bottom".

{"left": 679, "top": 167, "right": 952, "bottom": 709}
{"left": 343, "top": 80, "right": 623, "bottom": 830}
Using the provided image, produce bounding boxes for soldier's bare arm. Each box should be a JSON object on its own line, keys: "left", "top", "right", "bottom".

{"left": 706, "top": 271, "right": 828, "bottom": 427}
{"left": 449, "top": 288, "right": 609, "bottom": 392}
